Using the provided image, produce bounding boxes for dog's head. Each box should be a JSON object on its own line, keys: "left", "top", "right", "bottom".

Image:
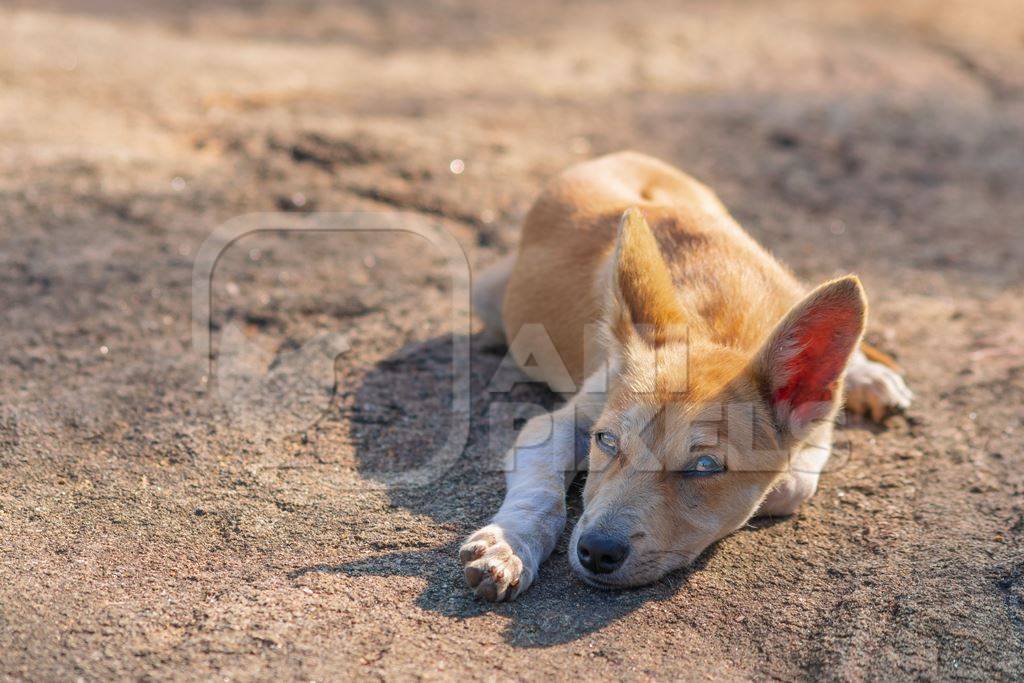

{"left": 569, "top": 209, "right": 866, "bottom": 587}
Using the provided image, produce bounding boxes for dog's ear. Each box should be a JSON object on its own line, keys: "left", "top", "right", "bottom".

{"left": 754, "top": 276, "right": 867, "bottom": 441}
{"left": 605, "top": 208, "right": 687, "bottom": 347}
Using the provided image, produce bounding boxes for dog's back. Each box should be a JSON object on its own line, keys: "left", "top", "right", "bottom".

{"left": 495, "top": 151, "right": 805, "bottom": 387}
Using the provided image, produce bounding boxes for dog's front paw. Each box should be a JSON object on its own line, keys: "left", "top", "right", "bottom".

{"left": 845, "top": 358, "right": 913, "bottom": 422}
{"left": 459, "top": 525, "right": 534, "bottom": 602}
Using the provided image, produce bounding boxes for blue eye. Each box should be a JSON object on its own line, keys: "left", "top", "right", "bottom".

{"left": 683, "top": 454, "right": 725, "bottom": 477}
{"left": 594, "top": 431, "right": 619, "bottom": 456}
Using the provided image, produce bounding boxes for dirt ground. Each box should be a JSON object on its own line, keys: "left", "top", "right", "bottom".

{"left": 1, "top": 0, "right": 1023, "bottom": 679}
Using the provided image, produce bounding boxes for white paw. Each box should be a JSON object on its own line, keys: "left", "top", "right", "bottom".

{"left": 844, "top": 358, "right": 913, "bottom": 422}
{"left": 459, "top": 525, "right": 534, "bottom": 602}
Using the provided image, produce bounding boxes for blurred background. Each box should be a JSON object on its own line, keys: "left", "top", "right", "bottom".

{"left": 1, "top": 1, "right": 1022, "bottom": 680}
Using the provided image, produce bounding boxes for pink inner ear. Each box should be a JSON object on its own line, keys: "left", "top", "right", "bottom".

{"left": 772, "top": 305, "right": 861, "bottom": 426}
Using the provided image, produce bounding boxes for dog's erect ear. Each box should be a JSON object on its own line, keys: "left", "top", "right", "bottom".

{"left": 606, "top": 208, "right": 686, "bottom": 347}
{"left": 755, "top": 276, "right": 867, "bottom": 441}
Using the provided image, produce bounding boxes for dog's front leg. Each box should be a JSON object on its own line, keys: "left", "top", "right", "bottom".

{"left": 460, "top": 387, "right": 600, "bottom": 601}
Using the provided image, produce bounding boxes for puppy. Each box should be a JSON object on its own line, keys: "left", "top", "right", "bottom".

{"left": 460, "top": 152, "right": 912, "bottom": 601}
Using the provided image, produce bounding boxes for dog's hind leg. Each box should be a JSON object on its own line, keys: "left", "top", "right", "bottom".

{"left": 844, "top": 347, "right": 913, "bottom": 422}
{"left": 459, "top": 372, "right": 604, "bottom": 601}
{"left": 472, "top": 252, "right": 515, "bottom": 347}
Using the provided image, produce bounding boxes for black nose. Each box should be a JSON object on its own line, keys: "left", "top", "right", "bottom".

{"left": 577, "top": 531, "right": 630, "bottom": 574}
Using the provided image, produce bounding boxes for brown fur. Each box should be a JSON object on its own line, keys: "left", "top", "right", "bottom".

{"left": 502, "top": 152, "right": 808, "bottom": 387}
{"left": 460, "top": 152, "right": 912, "bottom": 599}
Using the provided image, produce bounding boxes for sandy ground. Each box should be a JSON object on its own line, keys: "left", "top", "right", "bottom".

{"left": 1, "top": 0, "right": 1023, "bottom": 679}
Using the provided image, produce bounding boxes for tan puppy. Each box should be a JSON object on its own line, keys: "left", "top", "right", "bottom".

{"left": 460, "top": 152, "right": 912, "bottom": 601}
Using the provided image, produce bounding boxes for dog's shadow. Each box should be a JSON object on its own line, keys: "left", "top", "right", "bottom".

{"left": 287, "top": 332, "right": 772, "bottom": 647}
